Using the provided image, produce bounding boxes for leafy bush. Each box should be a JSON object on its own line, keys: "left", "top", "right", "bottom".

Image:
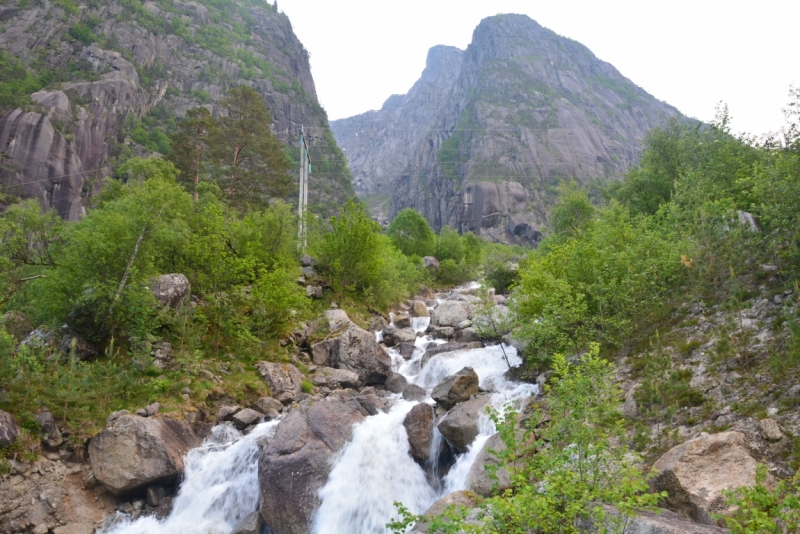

{"left": 717, "top": 464, "right": 800, "bottom": 533}
{"left": 435, "top": 225, "right": 465, "bottom": 262}
{"left": 387, "top": 208, "right": 436, "bottom": 258}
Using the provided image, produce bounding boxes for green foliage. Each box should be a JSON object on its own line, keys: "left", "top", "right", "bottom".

{"left": 0, "top": 52, "right": 49, "bottom": 115}
{"left": 435, "top": 226, "right": 465, "bottom": 263}
{"left": 301, "top": 379, "right": 313, "bottom": 394}
{"left": 435, "top": 258, "right": 472, "bottom": 286}
{"left": 67, "top": 23, "right": 95, "bottom": 45}
{"left": 387, "top": 208, "right": 436, "bottom": 258}
{"left": 550, "top": 180, "right": 595, "bottom": 237}
{"left": 717, "top": 464, "right": 800, "bottom": 533}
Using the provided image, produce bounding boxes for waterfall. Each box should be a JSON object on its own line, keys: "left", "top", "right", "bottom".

{"left": 99, "top": 420, "right": 280, "bottom": 534}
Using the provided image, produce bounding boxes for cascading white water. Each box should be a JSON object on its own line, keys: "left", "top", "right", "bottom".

{"left": 100, "top": 420, "right": 280, "bottom": 534}
{"left": 311, "top": 301, "right": 537, "bottom": 534}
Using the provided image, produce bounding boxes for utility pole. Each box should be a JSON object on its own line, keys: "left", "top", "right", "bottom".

{"left": 298, "top": 125, "right": 310, "bottom": 252}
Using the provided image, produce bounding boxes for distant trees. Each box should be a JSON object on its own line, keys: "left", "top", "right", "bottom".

{"left": 168, "top": 86, "right": 291, "bottom": 208}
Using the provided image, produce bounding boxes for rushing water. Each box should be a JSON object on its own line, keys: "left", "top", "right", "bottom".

{"left": 100, "top": 420, "right": 280, "bottom": 534}
{"left": 102, "top": 288, "right": 536, "bottom": 534}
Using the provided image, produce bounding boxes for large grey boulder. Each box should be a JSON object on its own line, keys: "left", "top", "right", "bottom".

{"left": 411, "top": 300, "right": 430, "bottom": 318}
{"left": 311, "top": 367, "right": 361, "bottom": 389}
{"left": 385, "top": 372, "right": 408, "bottom": 393}
{"left": 88, "top": 415, "right": 202, "bottom": 495}
{"left": 0, "top": 409, "right": 19, "bottom": 447}
{"left": 256, "top": 361, "right": 305, "bottom": 404}
{"left": 423, "top": 256, "right": 440, "bottom": 272}
{"left": 252, "top": 397, "right": 284, "bottom": 414}
{"left": 437, "top": 395, "right": 490, "bottom": 453}
{"left": 311, "top": 322, "right": 392, "bottom": 385}
{"left": 404, "top": 403, "right": 434, "bottom": 461}
{"left": 148, "top": 274, "right": 191, "bottom": 308}
{"left": 431, "top": 367, "right": 480, "bottom": 410}
{"left": 433, "top": 301, "right": 472, "bottom": 327}
{"left": 466, "top": 433, "right": 511, "bottom": 496}
{"left": 650, "top": 431, "right": 763, "bottom": 525}
{"left": 403, "top": 384, "right": 427, "bottom": 401}
{"left": 259, "top": 400, "right": 365, "bottom": 534}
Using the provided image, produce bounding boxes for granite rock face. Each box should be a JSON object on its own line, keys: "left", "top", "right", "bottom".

{"left": 0, "top": 0, "right": 353, "bottom": 219}
{"left": 333, "top": 14, "right": 681, "bottom": 245}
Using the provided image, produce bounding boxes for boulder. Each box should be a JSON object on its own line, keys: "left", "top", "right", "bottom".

{"left": 306, "top": 285, "right": 323, "bottom": 299}
{"left": 431, "top": 367, "right": 480, "bottom": 410}
{"left": 88, "top": 415, "right": 202, "bottom": 495}
{"left": 398, "top": 342, "right": 416, "bottom": 359}
{"left": 356, "top": 393, "right": 386, "bottom": 415}
{"left": 146, "top": 485, "right": 167, "bottom": 507}
{"left": 759, "top": 418, "right": 783, "bottom": 441}
{"left": 232, "top": 408, "right": 264, "bottom": 430}
{"left": 311, "top": 367, "right": 361, "bottom": 389}
{"left": 259, "top": 400, "right": 365, "bottom": 534}
{"left": 403, "top": 403, "right": 434, "bottom": 461}
{"left": 148, "top": 274, "right": 190, "bottom": 308}
{"left": 217, "top": 403, "right": 241, "bottom": 421}
{"left": 650, "top": 431, "right": 763, "bottom": 525}
{"left": 385, "top": 372, "right": 408, "bottom": 393}
{"left": 578, "top": 504, "right": 729, "bottom": 534}
{"left": 466, "top": 433, "right": 510, "bottom": 497}
{"left": 422, "top": 256, "right": 440, "bottom": 272}
{"left": 409, "top": 490, "right": 480, "bottom": 533}
{"left": 437, "top": 395, "right": 490, "bottom": 453}
{"left": 403, "top": 384, "right": 427, "bottom": 402}
{"left": 421, "top": 342, "right": 475, "bottom": 367}
{"left": 393, "top": 313, "right": 413, "bottom": 329}
{"left": 411, "top": 300, "right": 430, "bottom": 318}
{"left": 59, "top": 332, "right": 100, "bottom": 360}
{"left": 35, "top": 409, "right": 64, "bottom": 448}
{"left": 252, "top": 397, "right": 284, "bottom": 414}
{"left": 233, "top": 512, "right": 263, "bottom": 534}
{"left": 433, "top": 301, "right": 472, "bottom": 327}
{"left": 300, "top": 254, "right": 316, "bottom": 267}
{"left": 311, "top": 322, "right": 392, "bottom": 385}
{"left": 256, "top": 362, "right": 305, "bottom": 404}
{"left": 454, "top": 327, "right": 478, "bottom": 343}
{"left": 325, "top": 309, "right": 351, "bottom": 331}
{"left": 0, "top": 409, "right": 20, "bottom": 447}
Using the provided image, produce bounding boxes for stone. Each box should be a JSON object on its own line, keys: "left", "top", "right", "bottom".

{"left": 216, "top": 404, "right": 241, "bottom": 421}
{"left": 325, "top": 309, "right": 351, "bottom": 331}
{"left": 623, "top": 385, "right": 639, "bottom": 418}
{"left": 385, "top": 372, "right": 408, "bottom": 394}
{"left": 146, "top": 485, "right": 167, "bottom": 507}
{"left": 579, "top": 504, "right": 730, "bottom": 534}
{"left": 437, "top": 395, "right": 491, "bottom": 453}
{"left": 301, "top": 265, "right": 316, "bottom": 278}
{"left": 311, "top": 322, "right": 392, "bottom": 385}
{"left": 300, "top": 254, "right": 316, "bottom": 267}
{"left": 392, "top": 327, "right": 417, "bottom": 344}
{"left": 398, "top": 341, "right": 416, "bottom": 359}
{"left": 311, "top": 367, "right": 361, "bottom": 390}
{"left": 0, "top": 311, "right": 33, "bottom": 341}
{"left": 409, "top": 490, "right": 480, "bottom": 533}
{"left": 422, "top": 256, "right": 440, "bottom": 271}
{"left": 58, "top": 332, "right": 100, "bottom": 361}
{"left": 148, "top": 274, "right": 191, "bottom": 308}
{"left": 404, "top": 403, "right": 434, "bottom": 461}
{"left": 232, "top": 408, "right": 264, "bottom": 430}
{"left": 306, "top": 285, "right": 323, "bottom": 299}
{"left": 467, "top": 433, "right": 511, "bottom": 497}
{"left": 256, "top": 362, "right": 305, "bottom": 404}
{"left": 411, "top": 300, "right": 430, "bottom": 318}
{"left": 253, "top": 397, "right": 284, "bottom": 414}
{"left": 431, "top": 367, "right": 480, "bottom": 410}
{"left": 403, "top": 384, "right": 427, "bottom": 402}
{"left": 650, "top": 431, "right": 765, "bottom": 525}
{"left": 259, "top": 400, "right": 365, "bottom": 534}
{"left": 393, "top": 313, "right": 413, "bottom": 328}
{"left": 233, "top": 511, "right": 263, "bottom": 534}
{"left": 34, "top": 409, "right": 63, "bottom": 448}
{"left": 0, "top": 409, "right": 20, "bottom": 447}
{"left": 356, "top": 393, "right": 387, "bottom": 416}
{"left": 52, "top": 524, "right": 94, "bottom": 534}
{"left": 433, "top": 301, "right": 472, "bottom": 327}
{"left": 759, "top": 418, "right": 784, "bottom": 441}
{"left": 88, "top": 415, "right": 202, "bottom": 495}
{"left": 454, "top": 327, "right": 478, "bottom": 343}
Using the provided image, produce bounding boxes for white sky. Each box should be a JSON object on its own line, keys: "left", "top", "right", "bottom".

{"left": 278, "top": 0, "right": 799, "bottom": 137}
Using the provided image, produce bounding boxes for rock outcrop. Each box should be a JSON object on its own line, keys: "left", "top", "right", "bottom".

{"left": 311, "top": 322, "right": 392, "bottom": 385}
{"left": 403, "top": 403, "right": 434, "bottom": 462}
{"left": 256, "top": 361, "right": 305, "bottom": 405}
{"left": 333, "top": 14, "right": 681, "bottom": 245}
{"left": 0, "top": 409, "right": 19, "bottom": 447}
{"left": 88, "top": 414, "right": 202, "bottom": 495}
{"left": 258, "top": 400, "right": 365, "bottom": 534}
{"left": 650, "top": 431, "right": 763, "bottom": 525}
{"left": 148, "top": 274, "right": 190, "bottom": 308}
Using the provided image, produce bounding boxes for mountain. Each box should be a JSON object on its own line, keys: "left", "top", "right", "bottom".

{"left": 332, "top": 14, "right": 680, "bottom": 244}
{"left": 0, "top": 0, "right": 353, "bottom": 219}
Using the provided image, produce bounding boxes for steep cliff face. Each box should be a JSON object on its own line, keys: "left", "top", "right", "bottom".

{"left": 0, "top": 0, "right": 353, "bottom": 219}
{"left": 330, "top": 45, "right": 462, "bottom": 219}
{"left": 334, "top": 14, "right": 680, "bottom": 244}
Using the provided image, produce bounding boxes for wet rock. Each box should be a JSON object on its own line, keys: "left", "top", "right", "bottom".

{"left": 148, "top": 274, "right": 191, "bottom": 308}
{"left": 0, "top": 409, "right": 19, "bottom": 447}
{"left": 431, "top": 367, "right": 480, "bottom": 410}
{"left": 759, "top": 418, "right": 784, "bottom": 441}
{"left": 146, "top": 485, "right": 166, "bottom": 507}
{"left": 233, "top": 511, "right": 263, "bottom": 534}
{"left": 650, "top": 431, "right": 765, "bottom": 525}
{"left": 311, "top": 322, "right": 392, "bottom": 386}
{"left": 310, "top": 367, "right": 361, "bottom": 390}
{"left": 454, "top": 327, "right": 478, "bottom": 343}
{"left": 433, "top": 301, "right": 472, "bottom": 327}
{"left": 256, "top": 361, "right": 305, "bottom": 404}
{"left": 356, "top": 393, "right": 387, "bottom": 416}
{"left": 259, "top": 400, "right": 365, "bottom": 534}
{"left": 398, "top": 341, "right": 416, "bottom": 359}
{"left": 252, "top": 397, "right": 284, "bottom": 414}
{"left": 411, "top": 300, "right": 430, "bottom": 318}
{"left": 409, "top": 490, "right": 480, "bottom": 533}
{"left": 403, "top": 384, "right": 427, "bottom": 401}
{"left": 385, "top": 372, "right": 408, "bottom": 393}
{"left": 466, "top": 433, "right": 510, "bottom": 497}
{"left": 437, "top": 395, "right": 490, "bottom": 453}
{"left": 423, "top": 256, "right": 440, "bottom": 272}
{"left": 216, "top": 404, "right": 241, "bottom": 421}
{"left": 421, "top": 342, "right": 476, "bottom": 367}
{"left": 393, "top": 313, "right": 413, "bottom": 329}
{"left": 232, "top": 408, "right": 264, "bottom": 430}
{"left": 34, "top": 409, "right": 64, "bottom": 448}
{"left": 88, "top": 415, "right": 202, "bottom": 495}
{"left": 404, "top": 403, "right": 434, "bottom": 461}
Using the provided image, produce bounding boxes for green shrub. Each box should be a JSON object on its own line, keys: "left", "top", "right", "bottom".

{"left": 717, "top": 464, "right": 800, "bottom": 533}
{"left": 68, "top": 24, "right": 94, "bottom": 45}
{"left": 301, "top": 380, "right": 313, "bottom": 394}
{"left": 387, "top": 208, "right": 436, "bottom": 258}
{"left": 435, "top": 225, "right": 465, "bottom": 262}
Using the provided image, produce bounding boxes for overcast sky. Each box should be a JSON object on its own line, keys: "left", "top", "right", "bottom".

{"left": 278, "top": 0, "right": 799, "bottom": 137}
